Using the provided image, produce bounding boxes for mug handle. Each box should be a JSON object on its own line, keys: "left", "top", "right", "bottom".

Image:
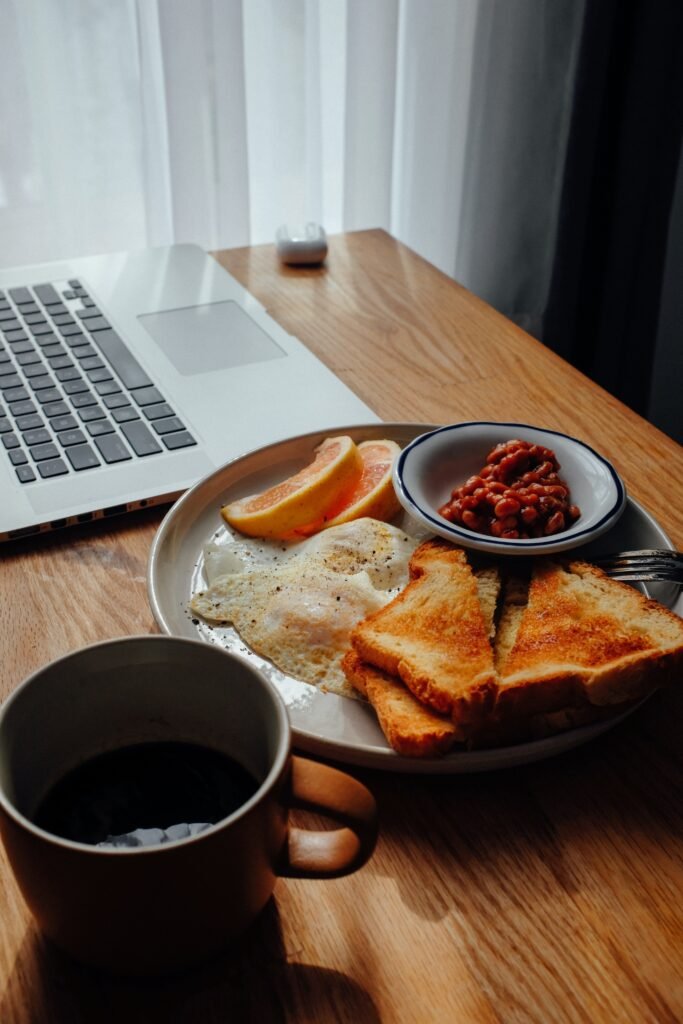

{"left": 280, "top": 756, "right": 378, "bottom": 879}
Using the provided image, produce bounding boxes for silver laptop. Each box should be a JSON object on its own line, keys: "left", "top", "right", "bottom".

{"left": 0, "top": 244, "right": 375, "bottom": 540}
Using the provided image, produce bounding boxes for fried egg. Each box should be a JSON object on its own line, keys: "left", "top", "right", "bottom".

{"left": 191, "top": 518, "right": 418, "bottom": 697}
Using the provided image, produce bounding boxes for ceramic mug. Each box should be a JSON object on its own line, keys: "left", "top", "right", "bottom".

{"left": 0, "top": 636, "right": 377, "bottom": 975}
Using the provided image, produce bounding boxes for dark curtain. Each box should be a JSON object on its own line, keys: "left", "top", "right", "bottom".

{"left": 543, "top": 0, "right": 683, "bottom": 419}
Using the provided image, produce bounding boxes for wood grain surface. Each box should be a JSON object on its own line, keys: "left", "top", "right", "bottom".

{"left": 0, "top": 229, "right": 681, "bottom": 1023}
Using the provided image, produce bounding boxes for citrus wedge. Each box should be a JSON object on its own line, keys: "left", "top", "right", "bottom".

{"left": 318, "top": 439, "right": 402, "bottom": 530}
{"left": 221, "top": 435, "right": 363, "bottom": 538}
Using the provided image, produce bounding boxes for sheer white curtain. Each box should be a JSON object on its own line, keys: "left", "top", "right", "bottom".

{"left": 0, "top": 0, "right": 583, "bottom": 326}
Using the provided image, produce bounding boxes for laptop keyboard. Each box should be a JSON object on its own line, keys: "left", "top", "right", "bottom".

{"left": 0, "top": 280, "right": 196, "bottom": 483}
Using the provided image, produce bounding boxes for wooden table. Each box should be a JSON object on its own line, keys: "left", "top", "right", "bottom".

{"left": 1, "top": 229, "right": 681, "bottom": 1023}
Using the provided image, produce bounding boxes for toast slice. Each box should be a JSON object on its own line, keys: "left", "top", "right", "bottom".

{"left": 350, "top": 540, "right": 500, "bottom": 725}
{"left": 493, "top": 559, "right": 683, "bottom": 718}
{"left": 342, "top": 649, "right": 461, "bottom": 756}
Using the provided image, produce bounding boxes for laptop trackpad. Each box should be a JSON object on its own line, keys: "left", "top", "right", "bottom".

{"left": 138, "top": 301, "right": 286, "bottom": 375}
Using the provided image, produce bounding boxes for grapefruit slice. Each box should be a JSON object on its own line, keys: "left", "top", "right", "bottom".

{"left": 221, "top": 435, "right": 363, "bottom": 538}
{"left": 298, "top": 439, "right": 402, "bottom": 533}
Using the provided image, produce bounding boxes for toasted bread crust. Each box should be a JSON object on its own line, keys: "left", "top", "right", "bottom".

{"left": 350, "top": 540, "right": 499, "bottom": 724}
{"left": 342, "top": 650, "right": 461, "bottom": 757}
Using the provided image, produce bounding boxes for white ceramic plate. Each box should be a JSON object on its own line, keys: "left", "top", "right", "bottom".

{"left": 147, "top": 423, "right": 681, "bottom": 774}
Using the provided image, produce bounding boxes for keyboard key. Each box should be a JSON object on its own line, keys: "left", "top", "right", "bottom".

{"left": 91, "top": 329, "right": 152, "bottom": 389}
{"left": 29, "top": 323, "right": 56, "bottom": 337}
{"left": 16, "top": 413, "right": 44, "bottom": 431}
{"left": 24, "top": 364, "right": 48, "bottom": 380}
{"left": 83, "top": 316, "right": 109, "bottom": 332}
{"left": 3, "top": 433, "right": 20, "bottom": 449}
{"left": 30, "top": 442, "right": 60, "bottom": 462}
{"left": 0, "top": 418, "right": 13, "bottom": 434}
{"left": 0, "top": 363, "right": 17, "bottom": 377}
{"left": 4, "top": 329, "right": 28, "bottom": 343}
{"left": 5, "top": 387, "right": 30, "bottom": 403}
{"left": 30, "top": 376, "right": 58, "bottom": 391}
{"left": 51, "top": 314, "right": 75, "bottom": 327}
{"left": 71, "top": 344, "right": 96, "bottom": 360}
{"left": 48, "top": 355, "right": 74, "bottom": 370}
{"left": 9, "top": 287, "right": 32, "bottom": 305}
{"left": 42, "top": 343, "right": 66, "bottom": 358}
{"left": 43, "top": 401, "right": 70, "bottom": 418}
{"left": 131, "top": 386, "right": 164, "bottom": 407}
{"left": 152, "top": 416, "right": 185, "bottom": 435}
{"left": 56, "top": 367, "right": 82, "bottom": 383}
{"left": 87, "top": 367, "right": 112, "bottom": 383}
{"left": 38, "top": 457, "right": 68, "bottom": 479}
{"left": 23, "top": 428, "right": 51, "bottom": 446}
{"left": 68, "top": 279, "right": 81, "bottom": 289}
{"left": 62, "top": 290, "right": 78, "bottom": 300}
{"left": 163, "top": 431, "right": 196, "bottom": 450}
{"left": 80, "top": 356, "right": 104, "bottom": 371}
{"left": 16, "top": 464, "right": 36, "bottom": 483}
{"left": 36, "top": 388, "right": 63, "bottom": 405}
{"left": 120, "top": 420, "right": 162, "bottom": 456}
{"left": 57, "top": 428, "right": 86, "bottom": 447}
{"left": 86, "top": 420, "right": 114, "bottom": 436}
{"left": 82, "top": 297, "right": 96, "bottom": 308}
{"left": 95, "top": 380, "right": 121, "bottom": 396}
{"left": 94, "top": 433, "right": 132, "bottom": 464}
{"left": 17, "top": 351, "right": 42, "bottom": 367}
{"left": 0, "top": 374, "right": 22, "bottom": 390}
{"left": 76, "top": 307, "right": 101, "bottom": 319}
{"left": 8, "top": 340, "right": 33, "bottom": 355}
{"left": 9, "top": 448, "right": 28, "bottom": 465}
{"left": 0, "top": 349, "right": 11, "bottom": 363}
{"left": 78, "top": 405, "right": 106, "bottom": 422}
{"left": 23, "top": 313, "right": 47, "bottom": 326}
{"left": 65, "top": 444, "right": 100, "bottom": 471}
{"left": 63, "top": 378, "right": 89, "bottom": 395}
{"left": 103, "top": 394, "right": 130, "bottom": 410}
{"left": 11, "top": 399, "right": 37, "bottom": 416}
{"left": 0, "top": 310, "right": 20, "bottom": 324}
{"left": 112, "top": 407, "right": 140, "bottom": 424}
{"left": 71, "top": 392, "right": 98, "bottom": 408}
{"left": 19, "top": 302, "right": 39, "bottom": 315}
{"left": 50, "top": 414, "right": 78, "bottom": 431}
{"left": 34, "top": 283, "right": 61, "bottom": 305}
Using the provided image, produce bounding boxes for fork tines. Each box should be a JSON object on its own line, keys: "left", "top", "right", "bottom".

{"left": 592, "top": 549, "right": 683, "bottom": 585}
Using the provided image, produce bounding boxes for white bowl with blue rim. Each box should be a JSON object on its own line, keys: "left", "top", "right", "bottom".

{"left": 393, "top": 422, "right": 627, "bottom": 556}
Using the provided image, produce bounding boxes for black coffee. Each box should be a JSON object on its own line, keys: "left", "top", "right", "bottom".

{"left": 34, "top": 741, "right": 259, "bottom": 846}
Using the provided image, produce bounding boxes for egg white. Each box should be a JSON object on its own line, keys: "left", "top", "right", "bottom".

{"left": 191, "top": 518, "right": 418, "bottom": 696}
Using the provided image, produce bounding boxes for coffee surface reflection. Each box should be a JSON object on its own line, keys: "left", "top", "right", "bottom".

{"left": 34, "top": 741, "right": 259, "bottom": 847}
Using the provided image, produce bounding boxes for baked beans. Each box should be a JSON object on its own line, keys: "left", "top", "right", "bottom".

{"left": 438, "top": 439, "right": 581, "bottom": 539}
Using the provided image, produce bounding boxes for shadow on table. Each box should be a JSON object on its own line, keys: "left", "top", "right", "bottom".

{"left": 0, "top": 900, "right": 381, "bottom": 1024}
{"left": 352, "top": 684, "right": 683, "bottom": 925}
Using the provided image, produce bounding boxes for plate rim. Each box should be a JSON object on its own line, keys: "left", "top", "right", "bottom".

{"left": 147, "top": 421, "right": 675, "bottom": 774}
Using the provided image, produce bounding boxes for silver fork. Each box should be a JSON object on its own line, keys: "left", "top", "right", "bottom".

{"left": 591, "top": 549, "right": 683, "bottom": 584}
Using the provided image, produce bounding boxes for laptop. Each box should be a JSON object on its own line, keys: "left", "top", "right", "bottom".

{"left": 0, "top": 244, "right": 376, "bottom": 540}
